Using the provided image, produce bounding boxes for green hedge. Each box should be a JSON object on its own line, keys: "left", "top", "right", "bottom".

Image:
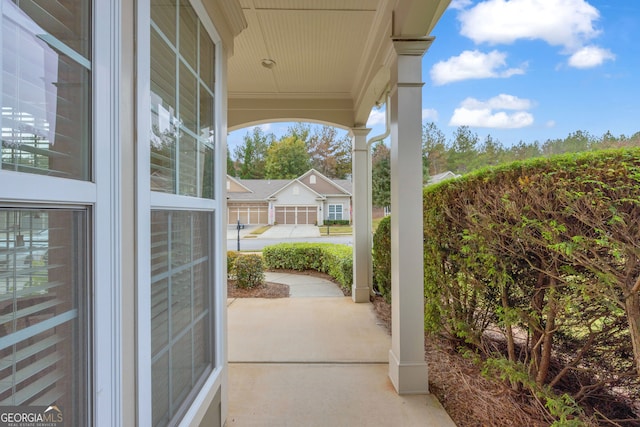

{"left": 372, "top": 149, "right": 640, "bottom": 421}
{"left": 227, "top": 251, "right": 240, "bottom": 278}
{"left": 323, "top": 219, "right": 350, "bottom": 226}
{"left": 372, "top": 216, "right": 391, "bottom": 302}
{"left": 422, "top": 149, "right": 640, "bottom": 420}
{"left": 262, "top": 243, "right": 353, "bottom": 291}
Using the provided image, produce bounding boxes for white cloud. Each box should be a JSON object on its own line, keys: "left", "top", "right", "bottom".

{"left": 568, "top": 45, "right": 615, "bottom": 68}
{"left": 449, "top": 94, "right": 534, "bottom": 128}
{"left": 449, "top": 0, "right": 473, "bottom": 10}
{"left": 461, "top": 94, "right": 532, "bottom": 111}
{"left": 366, "top": 108, "right": 386, "bottom": 127}
{"left": 459, "top": 0, "right": 601, "bottom": 51}
{"left": 431, "top": 50, "right": 525, "bottom": 85}
{"left": 545, "top": 120, "right": 556, "bottom": 128}
{"left": 422, "top": 108, "right": 439, "bottom": 122}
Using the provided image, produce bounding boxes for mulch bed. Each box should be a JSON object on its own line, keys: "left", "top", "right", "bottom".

{"left": 370, "top": 295, "right": 563, "bottom": 427}
{"left": 227, "top": 280, "right": 290, "bottom": 298}
{"left": 227, "top": 269, "right": 349, "bottom": 298}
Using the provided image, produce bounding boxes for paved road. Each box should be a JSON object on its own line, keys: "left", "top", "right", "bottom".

{"left": 227, "top": 235, "right": 353, "bottom": 251}
{"left": 226, "top": 224, "right": 354, "bottom": 251}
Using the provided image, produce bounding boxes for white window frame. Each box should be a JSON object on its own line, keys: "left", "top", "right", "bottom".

{"left": 328, "top": 203, "right": 343, "bottom": 220}
{"left": 136, "top": 0, "right": 227, "bottom": 425}
{"left": 0, "top": 1, "right": 122, "bottom": 425}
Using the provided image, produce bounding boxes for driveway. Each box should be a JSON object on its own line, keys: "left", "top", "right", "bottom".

{"left": 257, "top": 224, "right": 320, "bottom": 239}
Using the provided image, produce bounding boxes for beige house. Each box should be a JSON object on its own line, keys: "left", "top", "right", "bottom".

{"left": 0, "top": 1, "right": 451, "bottom": 426}
{"left": 227, "top": 169, "right": 352, "bottom": 225}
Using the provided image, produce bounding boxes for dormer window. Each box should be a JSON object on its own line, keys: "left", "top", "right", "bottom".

{"left": 293, "top": 185, "right": 299, "bottom": 195}
{"left": 226, "top": 180, "right": 230, "bottom": 190}
{"left": 310, "top": 175, "right": 316, "bottom": 184}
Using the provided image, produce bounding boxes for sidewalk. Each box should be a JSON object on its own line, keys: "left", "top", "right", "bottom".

{"left": 226, "top": 224, "right": 321, "bottom": 240}
{"left": 227, "top": 273, "right": 456, "bottom": 426}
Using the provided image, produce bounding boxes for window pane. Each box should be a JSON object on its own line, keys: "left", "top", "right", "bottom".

{"left": 0, "top": 209, "right": 88, "bottom": 425}
{"left": 179, "top": 4, "right": 197, "bottom": 71}
{"left": 151, "top": 210, "right": 212, "bottom": 424}
{"left": 2, "top": 2, "right": 91, "bottom": 180}
{"left": 180, "top": 134, "right": 212, "bottom": 197}
{"left": 199, "top": 83, "right": 213, "bottom": 136}
{"left": 151, "top": 0, "right": 176, "bottom": 44}
{"left": 199, "top": 22, "right": 214, "bottom": 90}
{"left": 150, "top": 2, "right": 214, "bottom": 199}
{"left": 178, "top": 63, "right": 197, "bottom": 134}
{"left": 152, "top": 353, "right": 169, "bottom": 427}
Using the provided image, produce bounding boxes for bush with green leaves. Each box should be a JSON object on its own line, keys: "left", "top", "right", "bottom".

{"left": 423, "top": 148, "right": 640, "bottom": 422}
{"left": 323, "top": 219, "right": 350, "bottom": 226}
{"left": 227, "top": 251, "right": 240, "bottom": 278}
{"left": 372, "top": 215, "right": 391, "bottom": 302}
{"left": 262, "top": 242, "right": 353, "bottom": 291}
{"left": 233, "top": 254, "right": 265, "bottom": 289}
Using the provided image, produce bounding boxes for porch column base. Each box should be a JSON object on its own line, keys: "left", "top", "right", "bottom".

{"left": 352, "top": 284, "right": 370, "bottom": 303}
{"left": 388, "top": 349, "right": 429, "bottom": 395}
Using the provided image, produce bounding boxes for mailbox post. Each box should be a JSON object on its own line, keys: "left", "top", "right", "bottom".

{"left": 236, "top": 220, "right": 241, "bottom": 251}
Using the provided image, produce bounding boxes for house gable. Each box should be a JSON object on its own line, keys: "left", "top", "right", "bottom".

{"left": 297, "top": 169, "right": 351, "bottom": 196}
{"left": 268, "top": 179, "right": 323, "bottom": 204}
{"left": 226, "top": 175, "right": 252, "bottom": 193}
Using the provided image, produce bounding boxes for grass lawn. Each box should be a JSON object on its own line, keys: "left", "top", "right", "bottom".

{"left": 372, "top": 216, "right": 386, "bottom": 233}
{"left": 319, "top": 224, "right": 352, "bottom": 235}
{"left": 249, "top": 225, "right": 271, "bottom": 235}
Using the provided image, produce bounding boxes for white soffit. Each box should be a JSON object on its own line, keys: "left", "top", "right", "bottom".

{"left": 229, "top": 0, "right": 377, "bottom": 97}
{"left": 228, "top": 0, "right": 450, "bottom": 129}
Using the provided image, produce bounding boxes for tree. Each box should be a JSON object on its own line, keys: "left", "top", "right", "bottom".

{"left": 234, "top": 127, "right": 273, "bottom": 179}
{"left": 286, "top": 122, "right": 312, "bottom": 143}
{"left": 477, "top": 134, "right": 504, "bottom": 167}
{"left": 226, "top": 145, "right": 236, "bottom": 176}
{"left": 447, "top": 126, "right": 479, "bottom": 173}
{"left": 306, "top": 125, "right": 351, "bottom": 178}
{"left": 264, "top": 136, "right": 311, "bottom": 178}
{"left": 542, "top": 130, "right": 594, "bottom": 156}
{"left": 282, "top": 123, "right": 352, "bottom": 179}
{"left": 371, "top": 141, "right": 390, "bottom": 208}
{"left": 422, "top": 122, "right": 448, "bottom": 178}
{"left": 506, "top": 140, "right": 541, "bottom": 161}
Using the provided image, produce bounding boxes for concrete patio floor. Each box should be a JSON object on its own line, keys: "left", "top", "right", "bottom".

{"left": 227, "top": 274, "right": 456, "bottom": 426}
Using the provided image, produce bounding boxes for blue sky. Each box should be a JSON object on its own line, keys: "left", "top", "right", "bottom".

{"left": 228, "top": 0, "right": 640, "bottom": 151}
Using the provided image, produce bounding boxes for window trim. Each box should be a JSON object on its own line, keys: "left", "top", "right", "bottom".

{"left": 0, "top": 0, "right": 122, "bottom": 425}
{"left": 328, "top": 203, "right": 343, "bottom": 220}
{"left": 93, "top": 1, "right": 122, "bottom": 425}
{"left": 136, "top": 1, "right": 225, "bottom": 425}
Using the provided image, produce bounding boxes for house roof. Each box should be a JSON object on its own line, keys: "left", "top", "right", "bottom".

{"left": 227, "top": 169, "right": 352, "bottom": 201}
{"left": 427, "top": 171, "right": 460, "bottom": 185}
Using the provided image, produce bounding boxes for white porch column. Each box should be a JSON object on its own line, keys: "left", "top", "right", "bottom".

{"left": 351, "top": 127, "right": 372, "bottom": 303}
{"left": 388, "top": 36, "right": 433, "bottom": 394}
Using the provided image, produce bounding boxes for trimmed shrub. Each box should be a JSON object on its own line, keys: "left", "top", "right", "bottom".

{"left": 323, "top": 219, "right": 350, "bottom": 226}
{"left": 423, "top": 148, "right": 640, "bottom": 420}
{"left": 372, "top": 215, "right": 391, "bottom": 302}
{"left": 227, "top": 250, "right": 240, "bottom": 278}
{"left": 234, "top": 254, "right": 265, "bottom": 288}
{"left": 263, "top": 243, "right": 353, "bottom": 291}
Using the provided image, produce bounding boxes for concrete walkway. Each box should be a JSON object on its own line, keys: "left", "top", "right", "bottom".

{"left": 257, "top": 224, "right": 320, "bottom": 239}
{"left": 264, "top": 271, "right": 344, "bottom": 297}
{"left": 227, "top": 273, "right": 456, "bottom": 426}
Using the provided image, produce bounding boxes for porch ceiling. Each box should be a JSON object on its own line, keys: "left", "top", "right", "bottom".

{"left": 227, "top": 0, "right": 450, "bottom": 130}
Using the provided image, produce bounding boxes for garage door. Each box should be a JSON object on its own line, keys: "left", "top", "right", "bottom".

{"left": 228, "top": 205, "right": 268, "bottom": 225}
{"left": 274, "top": 206, "right": 316, "bottom": 225}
